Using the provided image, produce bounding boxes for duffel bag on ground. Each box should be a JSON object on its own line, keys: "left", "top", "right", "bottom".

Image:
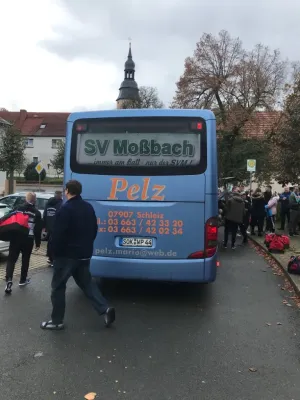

{"left": 264, "top": 233, "right": 285, "bottom": 253}
{"left": 287, "top": 256, "right": 300, "bottom": 275}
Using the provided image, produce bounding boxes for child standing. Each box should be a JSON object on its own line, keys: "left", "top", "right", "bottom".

{"left": 265, "top": 194, "right": 280, "bottom": 233}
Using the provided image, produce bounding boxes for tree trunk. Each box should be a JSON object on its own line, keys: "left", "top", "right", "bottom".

{"left": 8, "top": 170, "right": 14, "bottom": 194}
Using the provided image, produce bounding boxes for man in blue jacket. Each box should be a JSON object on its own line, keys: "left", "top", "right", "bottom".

{"left": 41, "top": 180, "right": 115, "bottom": 330}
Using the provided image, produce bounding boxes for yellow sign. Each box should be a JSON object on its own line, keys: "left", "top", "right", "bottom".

{"left": 35, "top": 162, "right": 44, "bottom": 174}
{"left": 247, "top": 159, "right": 256, "bottom": 172}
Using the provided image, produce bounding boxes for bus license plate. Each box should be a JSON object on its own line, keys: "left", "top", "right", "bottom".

{"left": 120, "top": 237, "right": 153, "bottom": 247}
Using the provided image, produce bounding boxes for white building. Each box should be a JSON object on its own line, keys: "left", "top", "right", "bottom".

{"left": 0, "top": 109, "right": 69, "bottom": 178}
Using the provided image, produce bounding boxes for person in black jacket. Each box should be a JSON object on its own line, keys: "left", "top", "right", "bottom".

{"left": 41, "top": 180, "right": 115, "bottom": 331}
{"left": 43, "top": 191, "right": 62, "bottom": 266}
{"left": 5, "top": 192, "right": 42, "bottom": 294}
{"left": 250, "top": 188, "right": 266, "bottom": 236}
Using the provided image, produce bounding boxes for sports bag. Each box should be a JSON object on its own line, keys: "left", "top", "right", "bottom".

{"left": 287, "top": 256, "right": 300, "bottom": 275}
{"left": 0, "top": 211, "right": 29, "bottom": 241}
{"left": 264, "top": 233, "right": 285, "bottom": 253}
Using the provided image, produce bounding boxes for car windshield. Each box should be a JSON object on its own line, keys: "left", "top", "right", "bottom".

{"left": 36, "top": 198, "right": 50, "bottom": 210}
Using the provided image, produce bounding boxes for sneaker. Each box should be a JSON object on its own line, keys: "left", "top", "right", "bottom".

{"left": 47, "top": 258, "right": 52, "bottom": 264}
{"left": 104, "top": 307, "right": 115, "bottom": 327}
{"left": 231, "top": 245, "right": 236, "bottom": 250}
{"left": 19, "top": 278, "right": 31, "bottom": 287}
{"left": 5, "top": 281, "right": 13, "bottom": 294}
{"left": 40, "top": 320, "right": 64, "bottom": 330}
{"left": 223, "top": 243, "right": 227, "bottom": 249}
{"left": 294, "top": 233, "right": 299, "bottom": 236}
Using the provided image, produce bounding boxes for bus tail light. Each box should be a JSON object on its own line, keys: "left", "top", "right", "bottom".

{"left": 188, "top": 217, "right": 218, "bottom": 259}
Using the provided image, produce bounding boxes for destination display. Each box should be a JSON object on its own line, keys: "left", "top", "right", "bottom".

{"left": 76, "top": 132, "right": 201, "bottom": 167}
{"left": 97, "top": 210, "right": 184, "bottom": 236}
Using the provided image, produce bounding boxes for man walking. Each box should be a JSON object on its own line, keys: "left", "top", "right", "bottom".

{"left": 5, "top": 192, "right": 42, "bottom": 294}
{"left": 223, "top": 188, "right": 245, "bottom": 249}
{"left": 43, "top": 191, "right": 63, "bottom": 266}
{"left": 41, "top": 180, "right": 115, "bottom": 330}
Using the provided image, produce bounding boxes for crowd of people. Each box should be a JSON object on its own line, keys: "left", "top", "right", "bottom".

{"left": 2, "top": 181, "right": 115, "bottom": 330}
{"left": 219, "top": 185, "right": 299, "bottom": 249}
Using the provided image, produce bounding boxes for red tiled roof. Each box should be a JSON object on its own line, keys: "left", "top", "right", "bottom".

{"left": 243, "top": 111, "right": 282, "bottom": 137}
{"left": 0, "top": 109, "right": 280, "bottom": 138}
{"left": 0, "top": 109, "right": 69, "bottom": 137}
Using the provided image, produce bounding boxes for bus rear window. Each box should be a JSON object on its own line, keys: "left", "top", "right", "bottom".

{"left": 70, "top": 117, "right": 207, "bottom": 176}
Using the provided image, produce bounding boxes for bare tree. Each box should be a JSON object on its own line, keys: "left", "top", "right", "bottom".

{"left": 172, "top": 30, "right": 286, "bottom": 131}
{"left": 121, "top": 86, "right": 164, "bottom": 109}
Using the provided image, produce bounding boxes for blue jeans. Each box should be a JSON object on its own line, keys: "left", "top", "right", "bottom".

{"left": 51, "top": 258, "right": 108, "bottom": 324}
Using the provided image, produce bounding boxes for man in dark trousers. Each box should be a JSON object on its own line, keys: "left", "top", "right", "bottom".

{"left": 43, "top": 191, "right": 63, "bottom": 266}
{"left": 41, "top": 180, "right": 115, "bottom": 330}
{"left": 223, "top": 188, "right": 245, "bottom": 249}
{"left": 5, "top": 192, "right": 42, "bottom": 294}
{"left": 279, "top": 187, "right": 291, "bottom": 230}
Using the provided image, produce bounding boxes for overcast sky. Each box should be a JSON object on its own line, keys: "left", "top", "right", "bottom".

{"left": 1, "top": 0, "right": 300, "bottom": 112}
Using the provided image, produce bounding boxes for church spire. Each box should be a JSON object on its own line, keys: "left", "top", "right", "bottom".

{"left": 116, "top": 41, "right": 140, "bottom": 108}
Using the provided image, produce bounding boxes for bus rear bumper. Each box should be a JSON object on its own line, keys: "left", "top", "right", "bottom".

{"left": 90, "top": 254, "right": 218, "bottom": 283}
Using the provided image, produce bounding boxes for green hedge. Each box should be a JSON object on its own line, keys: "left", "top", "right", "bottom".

{"left": 15, "top": 177, "right": 63, "bottom": 185}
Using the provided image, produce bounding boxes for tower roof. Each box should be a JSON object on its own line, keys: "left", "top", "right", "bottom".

{"left": 124, "top": 43, "right": 135, "bottom": 70}
{"left": 116, "top": 42, "right": 139, "bottom": 102}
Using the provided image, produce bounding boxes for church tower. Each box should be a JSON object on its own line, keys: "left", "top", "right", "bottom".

{"left": 116, "top": 42, "right": 140, "bottom": 109}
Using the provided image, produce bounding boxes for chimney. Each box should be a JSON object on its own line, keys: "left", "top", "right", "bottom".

{"left": 15, "top": 109, "right": 27, "bottom": 130}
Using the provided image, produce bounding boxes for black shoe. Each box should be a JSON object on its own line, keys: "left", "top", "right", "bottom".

{"left": 278, "top": 228, "right": 284, "bottom": 231}
{"left": 40, "top": 320, "right": 64, "bottom": 330}
{"left": 251, "top": 231, "right": 256, "bottom": 236}
{"left": 223, "top": 243, "right": 227, "bottom": 249}
{"left": 104, "top": 307, "right": 115, "bottom": 327}
{"left": 5, "top": 281, "right": 12, "bottom": 295}
{"left": 19, "top": 278, "right": 31, "bottom": 287}
{"left": 258, "top": 233, "right": 263, "bottom": 237}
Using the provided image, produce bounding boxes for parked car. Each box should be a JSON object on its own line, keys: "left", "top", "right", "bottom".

{"left": 0, "top": 203, "right": 11, "bottom": 253}
{"left": 0, "top": 192, "right": 54, "bottom": 216}
{"left": 0, "top": 192, "right": 54, "bottom": 240}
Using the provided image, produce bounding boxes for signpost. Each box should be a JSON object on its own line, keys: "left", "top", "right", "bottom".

{"left": 247, "top": 159, "right": 256, "bottom": 201}
{"left": 35, "top": 162, "right": 44, "bottom": 192}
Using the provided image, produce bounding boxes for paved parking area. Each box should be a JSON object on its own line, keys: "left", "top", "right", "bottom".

{"left": 0, "top": 241, "right": 48, "bottom": 280}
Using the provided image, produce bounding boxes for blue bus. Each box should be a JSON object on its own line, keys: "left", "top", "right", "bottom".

{"left": 64, "top": 109, "right": 218, "bottom": 283}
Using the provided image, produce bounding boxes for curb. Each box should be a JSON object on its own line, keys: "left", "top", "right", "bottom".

{"left": 249, "top": 237, "right": 300, "bottom": 297}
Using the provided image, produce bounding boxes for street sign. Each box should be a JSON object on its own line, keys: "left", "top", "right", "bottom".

{"left": 35, "top": 162, "right": 44, "bottom": 175}
{"left": 247, "top": 159, "right": 256, "bottom": 172}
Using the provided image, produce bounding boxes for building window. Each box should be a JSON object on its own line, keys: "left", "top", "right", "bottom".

{"left": 33, "top": 157, "right": 39, "bottom": 163}
{"left": 40, "top": 124, "right": 46, "bottom": 129}
{"left": 24, "top": 138, "right": 34, "bottom": 148}
{"left": 52, "top": 139, "right": 62, "bottom": 149}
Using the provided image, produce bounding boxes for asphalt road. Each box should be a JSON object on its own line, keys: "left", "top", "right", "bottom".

{"left": 0, "top": 240, "right": 300, "bottom": 400}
